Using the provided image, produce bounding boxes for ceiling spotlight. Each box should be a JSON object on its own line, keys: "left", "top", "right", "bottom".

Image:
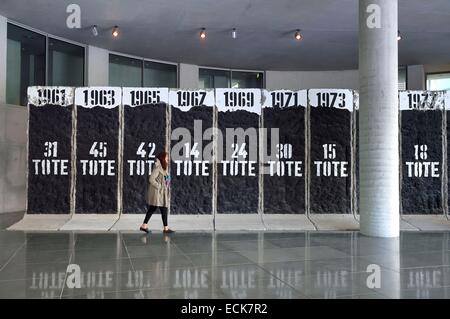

{"left": 112, "top": 26, "right": 119, "bottom": 38}
{"left": 200, "top": 28, "right": 206, "bottom": 39}
{"left": 397, "top": 31, "right": 402, "bottom": 41}
{"left": 232, "top": 28, "right": 237, "bottom": 39}
{"left": 91, "top": 25, "right": 98, "bottom": 37}
{"left": 294, "top": 29, "right": 303, "bottom": 41}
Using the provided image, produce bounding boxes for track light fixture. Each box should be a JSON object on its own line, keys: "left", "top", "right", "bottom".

{"left": 232, "top": 28, "right": 237, "bottom": 39}
{"left": 397, "top": 31, "right": 402, "bottom": 41}
{"left": 200, "top": 28, "right": 206, "bottom": 39}
{"left": 294, "top": 29, "right": 303, "bottom": 41}
{"left": 91, "top": 25, "right": 98, "bottom": 37}
{"left": 112, "top": 26, "right": 119, "bottom": 38}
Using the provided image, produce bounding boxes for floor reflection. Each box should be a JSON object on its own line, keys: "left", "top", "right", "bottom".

{"left": 0, "top": 231, "right": 449, "bottom": 298}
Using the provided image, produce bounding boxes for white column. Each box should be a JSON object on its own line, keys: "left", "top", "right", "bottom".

{"left": 0, "top": 15, "right": 7, "bottom": 103}
{"left": 359, "top": 0, "right": 399, "bottom": 237}
{"left": 87, "top": 45, "right": 109, "bottom": 86}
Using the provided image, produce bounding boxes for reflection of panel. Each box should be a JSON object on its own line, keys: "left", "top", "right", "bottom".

{"left": 74, "top": 87, "right": 121, "bottom": 214}
{"left": 169, "top": 90, "right": 214, "bottom": 214}
{"left": 302, "top": 233, "right": 354, "bottom": 298}
{"left": 400, "top": 91, "right": 444, "bottom": 215}
{"left": 262, "top": 90, "right": 306, "bottom": 214}
{"left": 122, "top": 88, "right": 167, "bottom": 214}
{"left": 309, "top": 89, "right": 353, "bottom": 214}
{"left": 64, "top": 233, "right": 121, "bottom": 298}
{"left": 25, "top": 232, "right": 71, "bottom": 298}
{"left": 216, "top": 89, "right": 261, "bottom": 214}
{"left": 400, "top": 233, "right": 450, "bottom": 298}
{"left": 27, "top": 87, "right": 74, "bottom": 214}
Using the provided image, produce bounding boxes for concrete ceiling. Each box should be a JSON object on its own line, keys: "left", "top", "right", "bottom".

{"left": 1, "top": 0, "right": 450, "bottom": 71}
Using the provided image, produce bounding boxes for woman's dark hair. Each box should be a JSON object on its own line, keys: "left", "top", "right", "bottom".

{"left": 156, "top": 151, "right": 169, "bottom": 170}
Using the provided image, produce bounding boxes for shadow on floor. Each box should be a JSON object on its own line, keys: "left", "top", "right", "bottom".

{"left": 0, "top": 212, "right": 25, "bottom": 230}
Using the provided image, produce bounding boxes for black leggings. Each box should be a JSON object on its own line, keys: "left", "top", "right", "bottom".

{"left": 143, "top": 205, "right": 168, "bottom": 226}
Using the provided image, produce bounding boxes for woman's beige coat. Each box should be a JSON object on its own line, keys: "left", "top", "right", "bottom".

{"left": 146, "top": 159, "right": 169, "bottom": 207}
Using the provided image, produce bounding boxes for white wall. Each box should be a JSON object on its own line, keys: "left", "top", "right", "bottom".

{"left": 0, "top": 104, "right": 27, "bottom": 214}
{"left": 87, "top": 45, "right": 109, "bottom": 86}
{"left": 179, "top": 63, "right": 199, "bottom": 89}
{"left": 265, "top": 70, "right": 359, "bottom": 90}
{"left": 0, "top": 15, "right": 7, "bottom": 104}
{"left": 407, "top": 65, "right": 425, "bottom": 90}
{"left": 0, "top": 15, "right": 27, "bottom": 214}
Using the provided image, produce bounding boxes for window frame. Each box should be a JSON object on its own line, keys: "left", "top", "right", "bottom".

{"left": 108, "top": 50, "right": 179, "bottom": 88}
{"left": 199, "top": 66, "right": 265, "bottom": 89}
{"left": 108, "top": 52, "right": 145, "bottom": 87}
{"left": 398, "top": 65, "right": 408, "bottom": 90}
{"left": 47, "top": 36, "right": 86, "bottom": 87}
{"left": 7, "top": 20, "right": 87, "bottom": 98}
{"left": 425, "top": 71, "right": 450, "bottom": 91}
{"left": 143, "top": 59, "right": 178, "bottom": 88}
{"left": 199, "top": 67, "right": 231, "bottom": 89}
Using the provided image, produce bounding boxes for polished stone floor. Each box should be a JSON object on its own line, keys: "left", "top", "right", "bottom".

{"left": 0, "top": 214, "right": 450, "bottom": 299}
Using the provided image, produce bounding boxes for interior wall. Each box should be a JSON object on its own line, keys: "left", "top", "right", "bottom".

{"left": 0, "top": 15, "right": 7, "bottom": 104}
{"left": 0, "top": 103, "right": 27, "bottom": 213}
{"left": 179, "top": 63, "right": 199, "bottom": 89}
{"left": 407, "top": 65, "right": 425, "bottom": 90}
{"left": 87, "top": 45, "right": 109, "bottom": 86}
{"left": 265, "top": 70, "right": 359, "bottom": 90}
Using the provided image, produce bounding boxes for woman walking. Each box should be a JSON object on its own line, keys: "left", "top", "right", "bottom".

{"left": 140, "top": 151, "right": 175, "bottom": 234}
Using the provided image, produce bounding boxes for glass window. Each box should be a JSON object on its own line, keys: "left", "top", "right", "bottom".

{"left": 6, "top": 23, "right": 46, "bottom": 106}
{"left": 199, "top": 68, "right": 231, "bottom": 88}
{"left": 398, "top": 66, "right": 407, "bottom": 90}
{"left": 144, "top": 61, "right": 177, "bottom": 88}
{"left": 231, "top": 71, "right": 264, "bottom": 89}
{"left": 426, "top": 73, "right": 450, "bottom": 91}
{"left": 48, "top": 38, "right": 85, "bottom": 86}
{"left": 109, "top": 54, "right": 142, "bottom": 87}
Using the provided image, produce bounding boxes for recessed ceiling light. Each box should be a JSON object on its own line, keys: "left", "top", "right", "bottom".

{"left": 112, "top": 26, "right": 119, "bottom": 38}
{"left": 232, "top": 28, "right": 237, "bottom": 39}
{"left": 200, "top": 28, "right": 206, "bottom": 39}
{"left": 294, "top": 29, "right": 303, "bottom": 41}
{"left": 91, "top": 25, "right": 98, "bottom": 37}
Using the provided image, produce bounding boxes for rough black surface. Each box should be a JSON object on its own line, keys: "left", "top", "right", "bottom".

{"left": 355, "top": 110, "right": 359, "bottom": 214}
{"left": 27, "top": 104, "right": 72, "bottom": 214}
{"left": 75, "top": 107, "right": 119, "bottom": 214}
{"left": 401, "top": 110, "right": 443, "bottom": 214}
{"left": 447, "top": 112, "right": 450, "bottom": 214}
{"left": 170, "top": 106, "right": 213, "bottom": 214}
{"left": 217, "top": 110, "right": 259, "bottom": 214}
{"left": 310, "top": 108, "right": 352, "bottom": 214}
{"left": 263, "top": 107, "right": 305, "bottom": 214}
{"left": 122, "top": 103, "right": 166, "bottom": 214}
